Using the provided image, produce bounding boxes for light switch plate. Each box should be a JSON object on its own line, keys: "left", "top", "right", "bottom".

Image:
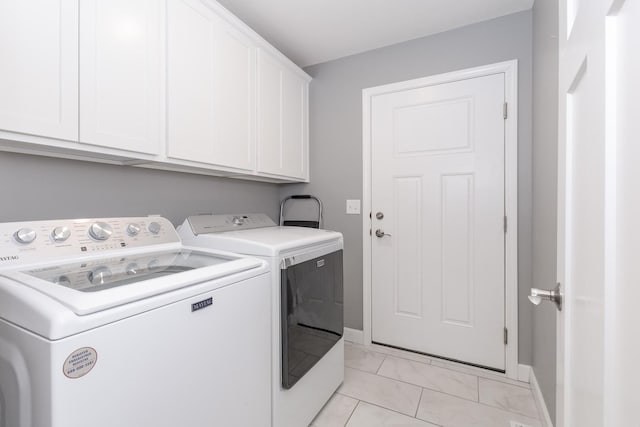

{"left": 346, "top": 199, "right": 361, "bottom": 214}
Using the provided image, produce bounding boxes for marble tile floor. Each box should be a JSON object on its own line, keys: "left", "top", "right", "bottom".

{"left": 310, "top": 342, "right": 543, "bottom": 427}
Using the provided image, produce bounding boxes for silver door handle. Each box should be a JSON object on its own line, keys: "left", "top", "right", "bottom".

{"left": 528, "top": 283, "right": 562, "bottom": 311}
{"left": 375, "top": 229, "right": 391, "bottom": 238}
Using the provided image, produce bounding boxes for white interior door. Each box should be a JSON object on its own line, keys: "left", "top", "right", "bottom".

{"left": 557, "top": 0, "right": 640, "bottom": 425}
{"left": 556, "top": 0, "right": 606, "bottom": 425}
{"left": 370, "top": 72, "right": 507, "bottom": 370}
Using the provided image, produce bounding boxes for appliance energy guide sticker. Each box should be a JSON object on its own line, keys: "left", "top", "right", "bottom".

{"left": 63, "top": 347, "right": 98, "bottom": 379}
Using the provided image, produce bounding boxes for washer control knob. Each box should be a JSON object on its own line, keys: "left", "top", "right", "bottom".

{"left": 87, "top": 267, "right": 112, "bottom": 285}
{"left": 126, "top": 223, "right": 141, "bottom": 236}
{"left": 14, "top": 228, "right": 37, "bottom": 244}
{"left": 51, "top": 226, "right": 71, "bottom": 243}
{"left": 125, "top": 263, "right": 140, "bottom": 276}
{"left": 54, "top": 275, "right": 72, "bottom": 287}
{"left": 232, "top": 216, "right": 243, "bottom": 226}
{"left": 147, "top": 222, "right": 161, "bottom": 235}
{"left": 88, "top": 222, "right": 113, "bottom": 241}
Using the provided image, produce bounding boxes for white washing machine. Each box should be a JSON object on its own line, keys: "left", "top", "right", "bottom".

{"left": 179, "top": 214, "right": 344, "bottom": 427}
{"left": 0, "top": 216, "right": 271, "bottom": 427}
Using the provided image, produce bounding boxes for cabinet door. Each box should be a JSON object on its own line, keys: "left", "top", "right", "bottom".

{"left": 256, "top": 51, "right": 283, "bottom": 175}
{"left": 281, "top": 70, "right": 307, "bottom": 179}
{"left": 257, "top": 50, "right": 308, "bottom": 179}
{"left": 167, "top": 0, "right": 255, "bottom": 170}
{"left": 0, "top": 0, "right": 78, "bottom": 140}
{"left": 79, "top": 0, "right": 162, "bottom": 155}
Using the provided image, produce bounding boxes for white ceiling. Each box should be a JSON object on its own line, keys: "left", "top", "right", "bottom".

{"left": 216, "top": 0, "right": 534, "bottom": 67}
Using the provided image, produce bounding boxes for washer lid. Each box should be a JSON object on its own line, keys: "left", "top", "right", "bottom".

{"left": 6, "top": 248, "right": 262, "bottom": 315}
{"left": 181, "top": 225, "right": 343, "bottom": 257}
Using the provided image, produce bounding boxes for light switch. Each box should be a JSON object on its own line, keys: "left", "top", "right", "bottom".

{"left": 346, "top": 199, "right": 361, "bottom": 215}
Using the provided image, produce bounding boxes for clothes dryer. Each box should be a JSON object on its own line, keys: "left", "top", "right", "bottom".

{"left": 179, "top": 214, "right": 344, "bottom": 427}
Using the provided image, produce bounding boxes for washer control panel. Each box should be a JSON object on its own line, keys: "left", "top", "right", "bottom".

{"left": 0, "top": 217, "right": 179, "bottom": 268}
{"left": 187, "top": 213, "right": 277, "bottom": 235}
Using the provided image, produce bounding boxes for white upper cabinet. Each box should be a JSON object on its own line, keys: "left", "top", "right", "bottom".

{"left": 79, "top": 0, "right": 162, "bottom": 155}
{"left": 0, "top": 0, "right": 309, "bottom": 182}
{"left": 257, "top": 49, "right": 308, "bottom": 180}
{"left": 167, "top": 0, "right": 255, "bottom": 171}
{"left": 0, "top": 0, "right": 78, "bottom": 141}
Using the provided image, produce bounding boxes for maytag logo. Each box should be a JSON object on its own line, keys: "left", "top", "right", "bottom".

{"left": 191, "top": 297, "right": 213, "bottom": 312}
{"left": 0, "top": 255, "right": 19, "bottom": 262}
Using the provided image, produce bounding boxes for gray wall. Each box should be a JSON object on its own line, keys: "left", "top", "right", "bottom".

{"left": 532, "top": 0, "right": 558, "bottom": 421}
{"left": 281, "top": 11, "right": 534, "bottom": 364}
{"left": 0, "top": 151, "right": 280, "bottom": 225}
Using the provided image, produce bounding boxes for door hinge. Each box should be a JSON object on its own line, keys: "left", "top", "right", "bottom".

{"left": 503, "top": 102, "right": 508, "bottom": 119}
{"left": 504, "top": 327, "right": 508, "bottom": 345}
{"left": 504, "top": 216, "right": 508, "bottom": 233}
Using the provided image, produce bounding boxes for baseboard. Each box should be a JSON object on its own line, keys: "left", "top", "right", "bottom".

{"left": 518, "top": 364, "right": 531, "bottom": 382}
{"left": 343, "top": 327, "right": 364, "bottom": 345}
{"left": 528, "top": 365, "right": 554, "bottom": 427}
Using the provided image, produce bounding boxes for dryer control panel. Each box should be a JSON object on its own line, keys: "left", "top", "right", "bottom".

{"left": 0, "top": 217, "right": 180, "bottom": 268}
{"left": 186, "top": 214, "right": 276, "bottom": 235}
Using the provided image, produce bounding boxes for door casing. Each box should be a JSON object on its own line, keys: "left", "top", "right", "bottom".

{"left": 362, "top": 60, "right": 519, "bottom": 379}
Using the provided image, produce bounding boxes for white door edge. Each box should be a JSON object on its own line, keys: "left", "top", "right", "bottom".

{"left": 361, "top": 59, "right": 519, "bottom": 379}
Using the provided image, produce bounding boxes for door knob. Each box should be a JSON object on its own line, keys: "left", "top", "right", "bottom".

{"left": 529, "top": 283, "right": 562, "bottom": 311}
{"left": 375, "top": 229, "right": 391, "bottom": 238}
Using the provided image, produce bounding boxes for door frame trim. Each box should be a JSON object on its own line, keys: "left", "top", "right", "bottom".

{"left": 361, "top": 60, "right": 519, "bottom": 379}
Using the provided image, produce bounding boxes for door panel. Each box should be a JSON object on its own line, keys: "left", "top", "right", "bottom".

{"left": 394, "top": 97, "right": 473, "bottom": 155}
{"left": 257, "top": 51, "right": 282, "bottom": 174}
{"left": 80, "top": 0, "right": 162, "bottom": 155}
{"left": 441, "top": 173, "right": 474, "bottom": 326}
{"left": 257, "top": 50, "right": 308, "bottom": 179}
{"left": 167, "top": 0, "right": 255, "bottom": 170}
{"left": 564, "top": 65, "right": 604, "bottom": 427}
{"left": 166, "top": 0, "right": 215, "bottom": 163}
{"left": 0, "top": 0, "right": 78, "bottom": 140}
{"left": 371, "top": 73, "right": 506, "bottom": 370}
{"left": 393, "top": 176, "right": 423, "bottom": 317}
{"left": 281, "top": 71, "right": 306, "bottom": 178}
{"left": 211, "top": 25, "right": 255, "bottom": 170}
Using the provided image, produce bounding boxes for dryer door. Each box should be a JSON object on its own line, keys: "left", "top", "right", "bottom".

{"left": 280, "top": 249, "right": 343, "bottom": 389}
